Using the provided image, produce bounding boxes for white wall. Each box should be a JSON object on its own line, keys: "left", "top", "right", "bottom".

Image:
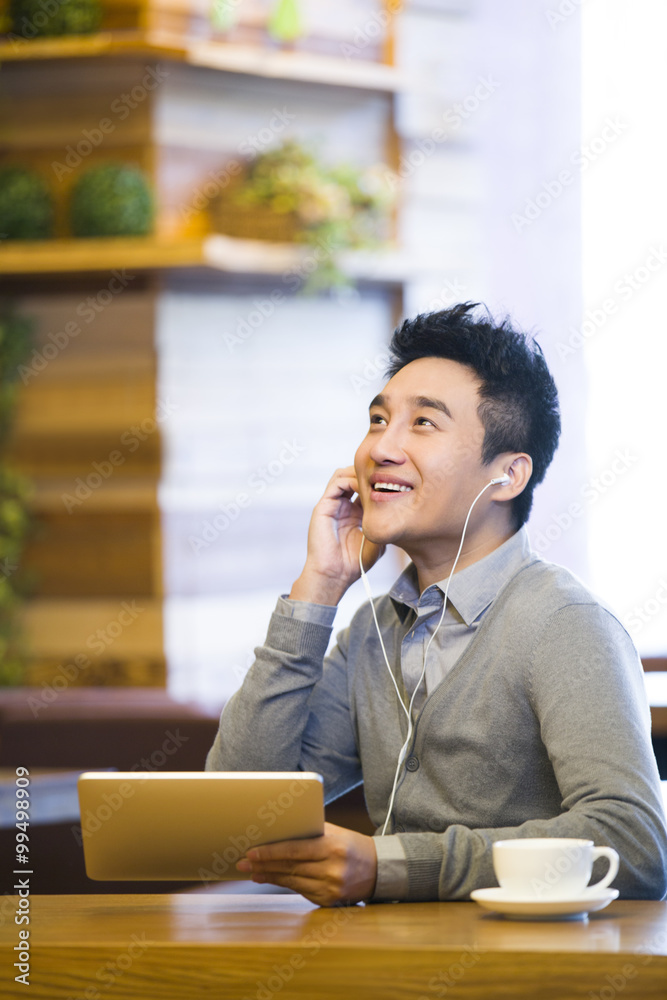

{"left": 472, "top": 0, "right": 586, "bottom": 578}
{"left": 581, "top": 0, "right": 667, "bottom": 654}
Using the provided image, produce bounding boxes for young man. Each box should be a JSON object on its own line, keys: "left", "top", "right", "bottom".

{"left": 206, "top": 303, "right": 667, "bottom": 906}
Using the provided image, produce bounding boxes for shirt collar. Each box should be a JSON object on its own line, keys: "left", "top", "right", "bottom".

{"left": 389, "top": 526, "right": 534, "bottom": 626}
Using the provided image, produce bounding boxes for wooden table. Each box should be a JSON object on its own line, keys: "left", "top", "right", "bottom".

{"left": 2, "top": 893, "right": 666, "bottom": 999}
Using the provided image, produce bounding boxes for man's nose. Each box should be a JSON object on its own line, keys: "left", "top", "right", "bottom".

{"left": 368, "top": 424, "right": 406, "bottom": 465}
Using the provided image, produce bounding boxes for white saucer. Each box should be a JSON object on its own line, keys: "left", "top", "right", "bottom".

{"left": 470, "top": 886, "right": 619, "bottom": 920}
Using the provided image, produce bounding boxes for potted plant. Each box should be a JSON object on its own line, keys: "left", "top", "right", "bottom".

{"left": 211, "top": 140, "right": 396, "bottom": 290}
{"left": 69, "top": 162, "right": 154, "bottom": 238}
{"left": 0, "top": 166, "right": 54, "bottom": 240}
{"left": 9, "top": 0, "right": 102, "bottom": 38}
{"left": 0, "top": 304, "right": 33, "bottom": 685}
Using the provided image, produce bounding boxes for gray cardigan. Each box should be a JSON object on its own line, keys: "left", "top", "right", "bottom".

{"left": 206, "top": 555, "right": 667, "bottom": 900}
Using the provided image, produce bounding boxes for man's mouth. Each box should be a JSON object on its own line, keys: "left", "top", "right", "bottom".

{"left": 371, "top": 481, "right": 413, "bottom": 494}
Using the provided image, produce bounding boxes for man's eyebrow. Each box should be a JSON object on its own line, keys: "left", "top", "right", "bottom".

{"left": 412, "top": 395, "right": 453, "bottom": 419}
{"left": 368, "top": 393, "right": 453, "bottom": 420}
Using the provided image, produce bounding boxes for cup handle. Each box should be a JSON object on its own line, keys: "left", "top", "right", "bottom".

{"left": 588, "top": 846, "right": 619, "bottom": 891}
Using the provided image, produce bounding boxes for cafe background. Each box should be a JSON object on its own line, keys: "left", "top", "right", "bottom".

{"left": 1, "top": 0, "right": 665, "bottom": 892}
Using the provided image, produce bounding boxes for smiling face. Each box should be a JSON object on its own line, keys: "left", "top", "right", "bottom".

{"left": 354, "top": 356, "right": 516, "bottom": 578}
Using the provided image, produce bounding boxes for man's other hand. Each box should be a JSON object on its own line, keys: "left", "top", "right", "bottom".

{"left": 235, "top": 822, "right": 377, "bottom": 907}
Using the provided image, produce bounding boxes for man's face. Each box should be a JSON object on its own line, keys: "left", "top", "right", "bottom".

{"left": 354, "top": 356, "right": 494, "bottom": 555}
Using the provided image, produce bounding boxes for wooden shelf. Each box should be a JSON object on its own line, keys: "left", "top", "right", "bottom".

{"left": 28, "top": 478, "right": 158, "bottom": 514}
{"left": 0, "top": 30, "right": 405, "bottom": 93}
{"left": 0, "top": 234, "right": 429, "bottom": 285}
{"left": 20, "top": 598, "right": 164, "bottom": 659}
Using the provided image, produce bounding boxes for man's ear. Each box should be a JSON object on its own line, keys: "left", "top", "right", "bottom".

{"left": 495, "top": 454, "right": 533, "bottom": 500}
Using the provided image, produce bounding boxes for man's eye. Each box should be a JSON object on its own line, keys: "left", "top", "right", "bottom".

{"left": 415, "top": 417, "right": 435, "bottom": 427}
{"left": 370, "top": 414, "right": 386, "bottom": 425}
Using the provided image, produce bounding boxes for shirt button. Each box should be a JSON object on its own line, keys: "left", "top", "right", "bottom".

{"left": 406, "top": 756, "right": 419, "bottom": 772}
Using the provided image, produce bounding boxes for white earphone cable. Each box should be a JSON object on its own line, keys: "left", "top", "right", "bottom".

{"left": 358, "top": 477, "right": 506, "bottom": 835}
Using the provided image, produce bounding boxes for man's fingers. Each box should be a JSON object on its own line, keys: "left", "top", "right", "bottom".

{"left": 236, "top": 834, "right": 328, "bottom": 874}
{"left": 245, "top": 859, "right": 327, "bottom": 879}
{"left": 323, "top": 467, "right": 358, "bottom": 501}
{"left": 236, "top": 824, "right": 376, "bottom": 907}
{"left": 251, "top": 871, "right": 344, "bottom": 906}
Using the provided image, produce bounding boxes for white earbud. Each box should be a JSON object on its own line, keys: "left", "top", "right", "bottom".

{"left": 490, "top": 474, "right": 511, "bottom": 485}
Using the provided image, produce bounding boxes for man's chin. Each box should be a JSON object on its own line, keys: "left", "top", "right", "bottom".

{"left": 361, "top": 518, "right": 405, "bottom": 548}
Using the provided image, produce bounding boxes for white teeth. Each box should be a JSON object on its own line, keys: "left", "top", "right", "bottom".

{"left": 373, "top": 483, "right": 412, "bottom": 493}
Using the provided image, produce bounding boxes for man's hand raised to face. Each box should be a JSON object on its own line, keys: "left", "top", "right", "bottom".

{"left": 235, "top": 822, "right": 378, "bottom": 907}
{"left": 289, "top": 466, "right": 384, "bottom": 606}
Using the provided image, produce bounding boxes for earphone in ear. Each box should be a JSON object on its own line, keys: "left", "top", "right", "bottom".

{"left": 490, "top": 474, "right": 511, "bottom": 486}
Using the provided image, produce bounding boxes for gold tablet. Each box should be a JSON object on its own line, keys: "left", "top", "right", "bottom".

{"left": 77, "top": 771, "right": 324, "bottom": 881}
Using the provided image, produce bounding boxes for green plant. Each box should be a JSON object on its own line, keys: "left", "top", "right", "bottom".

{"left": 9, "top": 0, "right": 102, "bottom": 38}
{"left": 231, "top": 140, "right": 396, "bottom": 291}
{"left": 268, "top": 0, "right": 304, "bottom": 42}
{"left": 210, "top": 0, "right": 239, "bottom": 32}
{"left": 0, "top": 166, "right": 54, "bottom": 240}
{"left": 69, "top": 163, "right": 154, "bottom": 238}
{"left": 0, "top": 304, "right": 34, "bottom": 685}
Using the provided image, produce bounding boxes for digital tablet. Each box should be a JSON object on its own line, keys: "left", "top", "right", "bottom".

{"left": 77, "top": 771, "right": 324, "bottom": 881}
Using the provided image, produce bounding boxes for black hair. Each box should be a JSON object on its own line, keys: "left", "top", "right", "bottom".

{"left": 387, "top": 301, "right": 560, "bottom": 528}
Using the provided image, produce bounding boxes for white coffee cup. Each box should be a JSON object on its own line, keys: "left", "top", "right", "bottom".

{"left": 492, "top": 838, "right": 620, "bottom": 900}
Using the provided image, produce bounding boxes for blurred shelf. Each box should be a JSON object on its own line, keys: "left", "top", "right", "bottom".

{"left": 20, "top": 598, "right": 164, "bottom": 659}
{"left": 28, "top": 477, "right": 158, "bottom": 513}
{"left": 0, "top": 234, "right": 430, "bottom": 285}
{"left": 0, "top": 31, "right": 405, "bottom": 92}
